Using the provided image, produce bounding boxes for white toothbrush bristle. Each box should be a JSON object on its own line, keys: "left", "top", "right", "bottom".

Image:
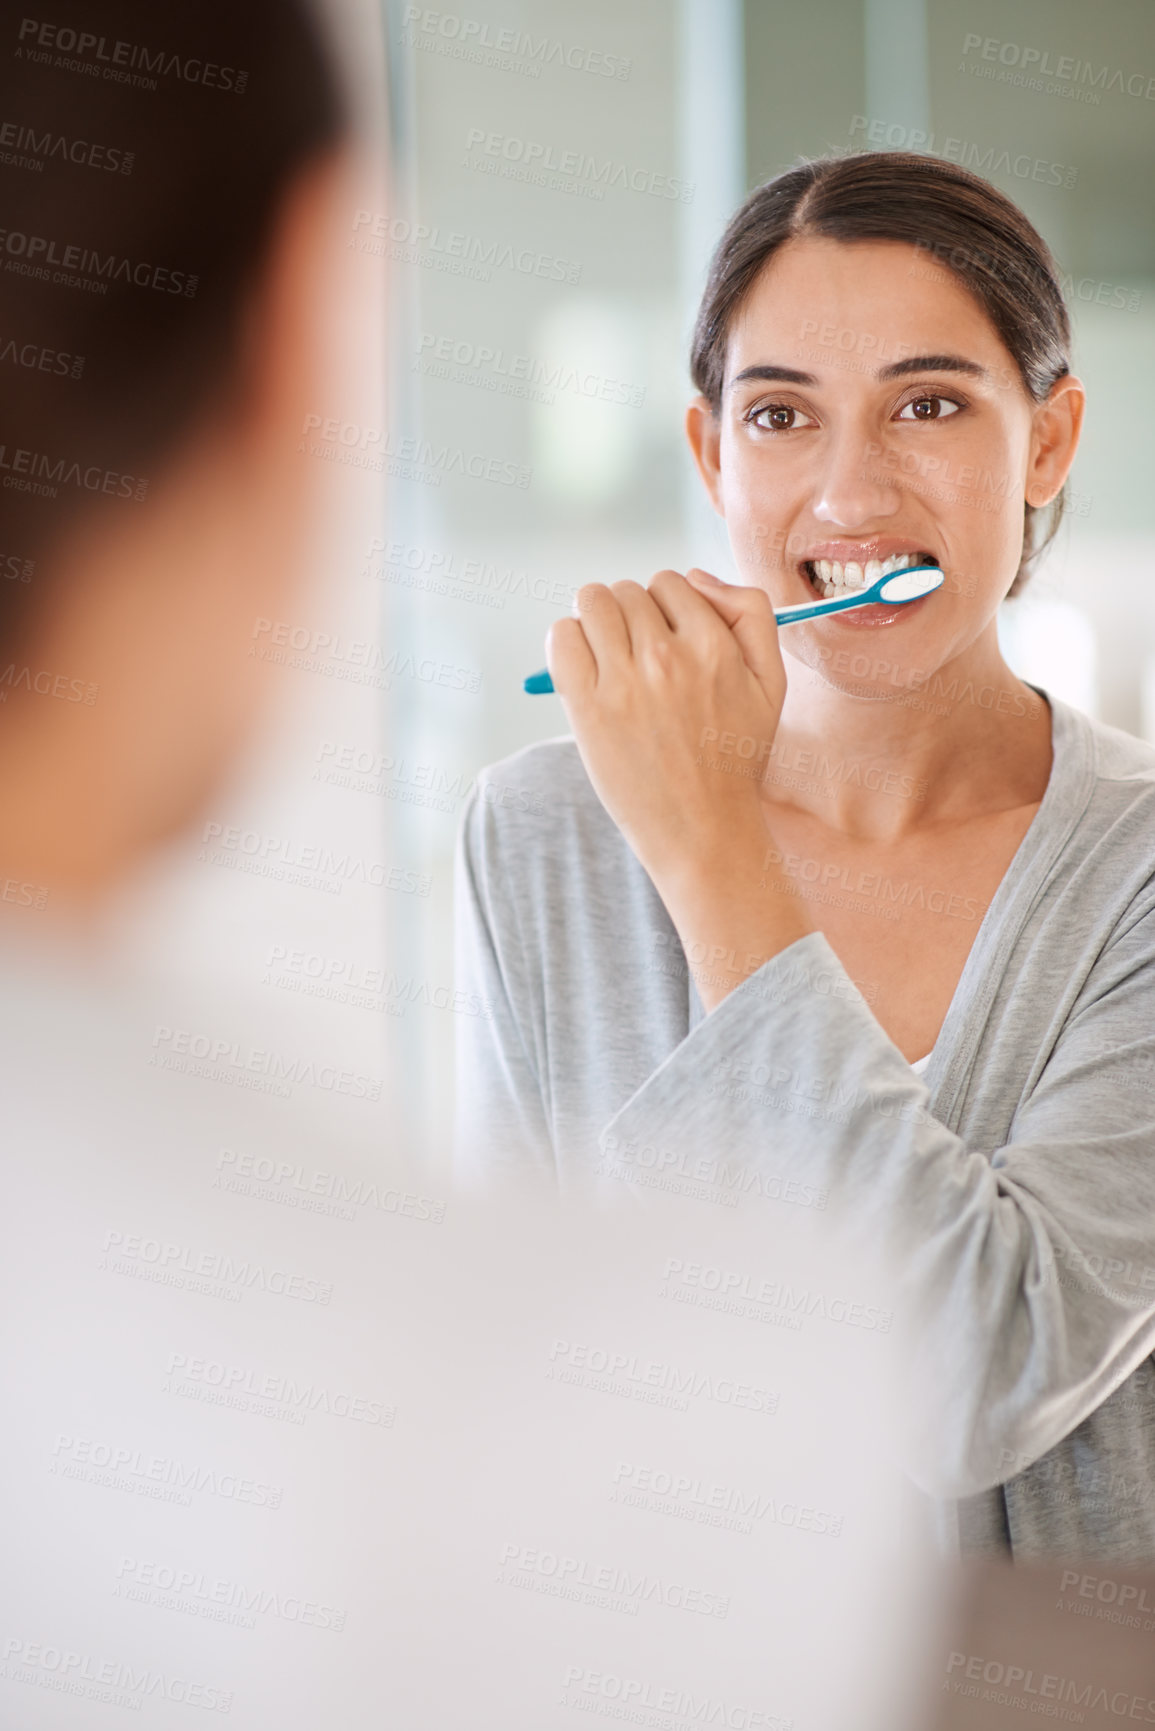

{"left": 876, "top": 566, "right": 943, "bottom": 602}
{"left": 804, "top": 549, "right": 936, "bottom": 599}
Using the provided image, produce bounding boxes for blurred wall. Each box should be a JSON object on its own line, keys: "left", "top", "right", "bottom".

{"left": 384, "top": 0, "right": 711, "bottom": 1161}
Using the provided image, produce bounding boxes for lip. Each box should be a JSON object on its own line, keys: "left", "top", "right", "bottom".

{"left": 793, "top": 535, "right": 943, "bottom": 611}
{"left": 814, "top": 591, "right": 935, "bottom": 630}
{"left": 798, "top": 537, "right": 937, "bottom": 565}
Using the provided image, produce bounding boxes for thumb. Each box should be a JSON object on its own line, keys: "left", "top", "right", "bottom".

{"left": 684, "top": 567, "right": 785, "bottom": 699}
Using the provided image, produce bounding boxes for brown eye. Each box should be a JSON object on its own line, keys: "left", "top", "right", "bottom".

{"left": 897, "top": 394, "right": 961, "bottom": 422}
{"left": 750, "top": 402, "right": 816, "bottom": 432}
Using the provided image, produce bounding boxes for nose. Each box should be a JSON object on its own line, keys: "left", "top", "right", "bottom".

{"left": 812, "top": 425, "right": 903, "bottom": 529}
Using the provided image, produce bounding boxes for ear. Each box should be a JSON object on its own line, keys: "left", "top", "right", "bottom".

{"left": 685, "top": 394, "right": 725, "bottom": 516}
{"left": 1025, "top": 374, "right": 1085, "bottom": 507}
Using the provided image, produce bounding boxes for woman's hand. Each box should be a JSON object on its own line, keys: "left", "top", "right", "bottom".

{"left": 547, "top": 567, "right": 782, "bottom": 885}
{"left": 547, "top": 568, "right": 811, "bottom": 1006}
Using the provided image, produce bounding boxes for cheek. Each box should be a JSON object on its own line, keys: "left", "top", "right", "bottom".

{"left": 718, "top": 455, "right": 809, "bottom": 585}
{"left": 725, "top": 511, "right": 800, "bottom": 588}
{"left": 930, "top": 415, "right": 1027, "bottom": 510}
{"left": 937, "top": 470, "right": 1027, "bottom": 563}
{"left": 719, "top": 447, "right": 782, "bottom": 536}
{"left": 885, "top": 423, "right": 1027, "bottom": 555}
{"left": 720, "top": 434, "right": 829, "bottom": 556}
{"left": 719, "top": 432, "right": 787, "bottom": 496}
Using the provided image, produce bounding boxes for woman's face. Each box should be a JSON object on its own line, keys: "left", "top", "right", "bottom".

{"left": 687, "top": 235, "right": 1083, "bottom": 699}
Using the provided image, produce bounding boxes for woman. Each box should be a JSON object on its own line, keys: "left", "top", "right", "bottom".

{"left": 455, "top": 152, "right": 1155, "bottom": 1564}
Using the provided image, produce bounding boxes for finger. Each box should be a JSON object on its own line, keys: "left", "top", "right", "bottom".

{"left": 683, "top": 568, "right": 783, "bottom": 693}
{"left": 575, "top": 582, "right": 631, "bottom": 679}
{"left": 681, "top": 566, "right": 761, "bottom": 627}
{"left": 546, "top": 616, "right": 596, "bottom": 698}
{"left": 609, "top": 578, "right": 670, "bottom": 653}
{"left": 647, "top": 567, "right": 734, "bottom": 637}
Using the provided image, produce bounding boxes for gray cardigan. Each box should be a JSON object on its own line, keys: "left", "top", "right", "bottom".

{"left": 454, "top": 695, "right": 1155, "bottom": 1562}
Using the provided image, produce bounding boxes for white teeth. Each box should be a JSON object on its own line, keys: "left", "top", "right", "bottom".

{"left": 807, "top": 550, "right": 927, "bottom": 597}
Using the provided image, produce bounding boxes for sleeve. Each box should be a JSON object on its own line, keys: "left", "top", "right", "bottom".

{"left": 597, "top": 922, "right": 1155, "bottom": 1501}
{"left": 453, "top": 784, "right": 557, "bottom": 1188}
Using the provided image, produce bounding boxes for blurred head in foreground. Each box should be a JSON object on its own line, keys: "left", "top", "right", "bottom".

{"left": 0, "top": 0, "right": 349, "bottom": 918}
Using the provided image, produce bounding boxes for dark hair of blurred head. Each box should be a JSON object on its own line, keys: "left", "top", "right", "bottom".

{"left": 0, "top": 0, "right": 346, "bottom": 649}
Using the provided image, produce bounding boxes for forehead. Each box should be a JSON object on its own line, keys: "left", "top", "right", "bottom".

{"left": 726, "top": 235, "right": 1009, "bottom": 377}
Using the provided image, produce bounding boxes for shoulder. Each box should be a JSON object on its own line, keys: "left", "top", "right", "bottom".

{"left": 472, "top": 734, "right": 604, "bottom": 820}
{"left": 1045, "top": 694, "right": 1155, "bottom": 795}
{"left": 459, "top": 733, "right": 668, "bottom": 958}
{"left": 459, "top": 735, "right": 631, "bottom": 893}
{"left": 1047, "top": 699, "right": 1155, "bottom": 924}
{"left": 1081, "top": 710, "right": 1155, "bottom": 786}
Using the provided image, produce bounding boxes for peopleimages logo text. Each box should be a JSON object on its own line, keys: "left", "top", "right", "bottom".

{"left": 961, "top": 33, "right": 1155, "bottom": 100}
{"left": 0, "top": 226, "right": 196, "bottom": 294}
{"left": 464, "top": 129, "right": 695, "bottom": 202}
{"left": 16, "top": 18, "right": 248, "bottom": 92}
{"left": 400, "top": 7, "right": 632, "bottom": 79}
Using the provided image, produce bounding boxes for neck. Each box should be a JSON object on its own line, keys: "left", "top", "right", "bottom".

{"left": 770, "top": 623, "right": 1051, "bottom": 839}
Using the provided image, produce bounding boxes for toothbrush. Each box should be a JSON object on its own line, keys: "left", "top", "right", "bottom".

{"left": 522, "top": 564, "right": 944, "bottom": 694}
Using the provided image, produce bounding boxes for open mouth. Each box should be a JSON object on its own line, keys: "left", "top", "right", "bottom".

{"left": 801, "top": 550, "right": 940, "bottom": 600}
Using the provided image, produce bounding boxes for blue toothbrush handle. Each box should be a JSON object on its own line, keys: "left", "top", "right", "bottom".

{"left": 770, "top": 590, "right": 882, "bottom": 625}
{"left": 522, "top": 568, "right": 939, "bottom": 691}
{"left": 521, "top": 592, "right": 861, "bottom": 693}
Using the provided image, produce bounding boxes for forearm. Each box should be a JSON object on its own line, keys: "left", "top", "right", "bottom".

{"left": 647, "top": 809, "right": 813, "bottom": 1013}
{"left": 599, "top": 931, "right": 1155, "bottom": 1496}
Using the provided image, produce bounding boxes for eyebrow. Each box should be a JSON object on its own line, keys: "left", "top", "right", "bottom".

{"left": 878, "top": 353, "right": 988, "bottom": 381}
{"left": 728, "top": 354, "right": 989, "bottom": 390}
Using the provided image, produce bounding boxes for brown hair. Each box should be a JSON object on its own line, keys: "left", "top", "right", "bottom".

{"left": 0, "top": 0, "right": 346, "bottom": 650}
{"left": 690, "top": 151, "right": 1072, "bottom": 597}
